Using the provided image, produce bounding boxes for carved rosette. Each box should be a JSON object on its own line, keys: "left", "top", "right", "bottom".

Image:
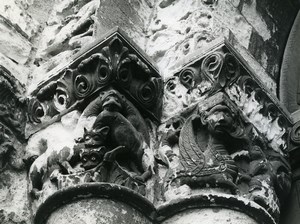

{"left": 160, "top": 39, "right": 292, "bottom": 224}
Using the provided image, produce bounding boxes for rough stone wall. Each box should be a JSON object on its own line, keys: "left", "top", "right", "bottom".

{"left": 0, "top": 1, "right": 298, "bottom": 224}
{"left": 145, "top": 0, "right": 298, "bottom": 88}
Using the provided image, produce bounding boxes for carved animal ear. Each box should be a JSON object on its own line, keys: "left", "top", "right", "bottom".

{"left": 84, "top": 127, "right": 88, "bottom": 134}
{"left": 199, "top": 112, "right": 208, "bottom": 125}
{"left": 99, "top": 126, "right": 110, "bottom": 136}
{"left": 79, "top": 148, "right": 84, "bottom": 157}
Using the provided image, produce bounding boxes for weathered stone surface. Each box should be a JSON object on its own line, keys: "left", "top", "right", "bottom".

{"left": 0, "top": 19, "right": 32, "bottom": 65}
{"left": 96, "top": 0, "right": 154, "bottom": 50}
{"left": 46, "top": 198, "right": 152, "bottom": 224}
{"left": 29, "top": 0, "right": 100, "bottom": 88}
{"left": 0, "top": 1, "right": 297, "bottom": 224}
{"left": 0, "top": 171, "right": 31, "bottom": 224}
{"left": 0, "top": 0, "right": 40, "bottom": 39}
{"left": 161, "top": 208, "right": 258, "bottom": 224}
{"left": 145, "top": 0, "right": 298, "bottom": 88}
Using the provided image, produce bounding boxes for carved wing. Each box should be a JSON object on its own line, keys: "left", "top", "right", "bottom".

{"left": 179, "top": 115, "right": 205, "bottom": 174}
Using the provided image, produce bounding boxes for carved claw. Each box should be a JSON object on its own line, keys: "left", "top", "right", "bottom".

{"left": 23, "top": 155, "right": 38, "bottom": 171}
{"left": 30, "top": 188, "right": 42, "bottom": 200}
{"left": 50, "top": 169, "right": 60, "bottom": 181}
{"left": 132, "top": 174, "right": 145, "bottom": 184}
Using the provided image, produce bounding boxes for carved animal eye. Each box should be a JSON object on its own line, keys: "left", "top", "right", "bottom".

{"left": 91, "top": 157, "right": 96, "bottom": 161}
{"left": 173, "top": 121, "right": 180, "bottom": 129}
{"left": 82, "top": 157, "right": 87, "bottom": 162}
{"left": 92, "top": 135, "right": 101, "bottom": 141}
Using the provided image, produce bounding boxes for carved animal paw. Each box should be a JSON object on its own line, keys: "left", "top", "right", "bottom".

{"left": 30, "top": 188, "right": 42, "bottom": 200}
{"left": 67, "top": 168, "right": 77, "bottom": 174}
{"left": 50, "top": 169, "right": 60, "bottom": 181}
{"left": 132, "top": 174, "right": 145, "bottom": 183}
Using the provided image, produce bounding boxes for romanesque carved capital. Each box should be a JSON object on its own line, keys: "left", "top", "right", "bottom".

{"left": 26, "top": 28, "right": 163, "bottom": 222}
{"left": 159, "top": 39, "right": 292, "bottom": 224}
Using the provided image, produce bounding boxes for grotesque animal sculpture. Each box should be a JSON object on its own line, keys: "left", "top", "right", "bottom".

{"left": 79, "top": 146, "right": 108, "bottom": 170}
{"left": 164, "top": 104, "right": 244, "bottom": 195}
{"left": 29, "top": 126, "right": 110, "bottom": 199}
{"left": 89, "top": 89, "right": 153, "bottom": 182}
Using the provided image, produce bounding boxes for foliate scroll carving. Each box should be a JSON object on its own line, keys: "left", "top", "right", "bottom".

{"left": 163, "top": 45, "right": 240, "bottom": 119}
{"left": 27, "top": 28, "right": 163, "bottom": 136}
{"left": 201, "top": 51, "right": 239, "bottom": 93}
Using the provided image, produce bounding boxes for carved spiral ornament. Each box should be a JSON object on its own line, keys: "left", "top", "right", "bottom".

{"left": 223, "top": 53, "right": 239, "bottom": 86}
{"left": 89, "top": 53, "right": 114, "bottom": 86}
{"left": 28, "top": 98, "right": 44, "bottom": 123}
{"left": 136, "top": 78, "right": 159, "bottom": 108}
{"left": 178, "top": 67, "right": 200, "bottom": 90}
{"left": 238, "top": 76, "right": 256, "bottom": 95}
{"left": 73, "top": 74, "right": 95, "bottom": 99}
{"left": 290, "top": 121, "right": 300, "bottom": 144}
{"left": 201, "top": 52, "right": 224, "bottom": 81}
{"left": 54, "top": 90, "right": 69, "bottom": 112}
{"left": 54, "top": 69, "right": 75, "bottom": 111}
{"left": 117, "top": 57, "right": 132, "bottom": 89}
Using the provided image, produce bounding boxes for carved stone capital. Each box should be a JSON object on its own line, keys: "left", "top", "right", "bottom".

{"left": 25, "top": 28, "right": 163, "bottom": 221}
{"left": 26, "top": 30, "right": 293, "bottom": 224}
{"left": 159, "top": 38, "right": 292, "bottom": 224}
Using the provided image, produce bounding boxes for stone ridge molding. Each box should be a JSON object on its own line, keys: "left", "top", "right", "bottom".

{"left": 26, "top": 27, "right": 163, "bottom": 137}
{"left": 160, "top": 40, "right": 293, "bottom": 223}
